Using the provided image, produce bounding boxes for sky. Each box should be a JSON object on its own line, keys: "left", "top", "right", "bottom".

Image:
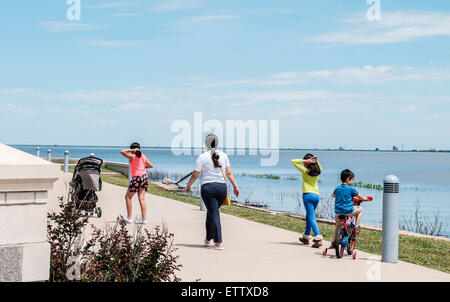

{"left": 0, "top": 0, "right": 449, "bottom": 150}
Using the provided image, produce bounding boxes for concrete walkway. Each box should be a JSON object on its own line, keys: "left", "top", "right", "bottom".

{"left": 48, "top": 172, "right": 450, "bottom": 282}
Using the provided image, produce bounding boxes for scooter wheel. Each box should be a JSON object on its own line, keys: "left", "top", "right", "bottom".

{"left": 323, "top": 248, "right": 327, "bottom": 256}
{"left": 353, "top": 251, "right": 357, "bottom": 259}
{"left": 97, "top": 207, "right": 102, "bottom": 218}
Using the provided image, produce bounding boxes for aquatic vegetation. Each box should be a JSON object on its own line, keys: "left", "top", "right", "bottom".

{"left": 239, "top": 173, "right": 281, "bottom": 180}
{"left": 239, "top": 173, "right": 299, "bottom": 181}
{"left": 401, "top": 200, "right": 448, "bottom": 237}
{"left": 353, "top": 181, "right": 383, "bottom": 191}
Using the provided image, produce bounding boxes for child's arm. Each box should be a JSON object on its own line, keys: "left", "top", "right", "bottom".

{"left": 120, "top": 149, "right": 135, "bottom": 160}
{"left": 356, "top": 194, "right": 369, "bottom": 201}
{"left": 291, "top": 159, "right": 308, "bottom": 174}
{"left": 145, "top": 158, "right": 154, "bottom": 169}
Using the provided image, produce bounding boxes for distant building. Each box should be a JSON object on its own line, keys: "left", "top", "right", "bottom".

{"left": 338, "top": 146, "right": 345, "bottom": 151}
{"left": 375, "top": 147, "right": 379, "bottom": 151}
{"left": 393, "top": 146, "right": 399, "bottom": 151}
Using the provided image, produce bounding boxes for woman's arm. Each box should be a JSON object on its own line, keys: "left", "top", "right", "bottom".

{"left": 225, "top": 166, "right": 240, "bottom": 197}
{"left": 120, "top": 149, "right": 135, "bottom": 160}
{"left": 185, "top": 170, "right": 200, "bottom": 194}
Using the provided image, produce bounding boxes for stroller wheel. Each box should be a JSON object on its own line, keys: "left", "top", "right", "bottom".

{"left": 97, "top": 207, "right": 102, "bottom": 218}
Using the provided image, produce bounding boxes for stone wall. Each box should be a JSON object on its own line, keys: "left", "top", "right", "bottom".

{"left": 0, "top": 143, "right": 59, "bottom": 282}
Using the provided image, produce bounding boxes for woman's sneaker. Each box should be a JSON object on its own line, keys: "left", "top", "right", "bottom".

{"left": 122, "top": 217, "right": 133, "bottom": 224}
{"left": 136, "top": 219, "right": 147, "bottom": 224}
{"left": 299, "top": 234, "right": 311, "bottom": 245}
{"left": 312, "top": 235, "right": 323, "bottom": 248}
{"left": 203, "top": 239, "right": 214, "bottom": 247}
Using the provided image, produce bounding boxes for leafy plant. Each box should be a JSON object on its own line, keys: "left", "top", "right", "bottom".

{"left": 47, "top": 197, "right": 182, "bottom": 282}
{"left": 47, "top": 197, "right": 89, "bottom": 282}
{"left": 81, "top": 218, "right": 181, "bottom": 282}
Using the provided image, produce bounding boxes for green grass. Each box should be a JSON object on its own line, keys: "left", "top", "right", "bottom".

{"left": 101, "top": 173, "right": 450, "bottom": 274}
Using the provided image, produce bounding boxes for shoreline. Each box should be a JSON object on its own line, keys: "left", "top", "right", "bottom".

{"left": 9, "top": 144, "right": 450, "bottom": 153}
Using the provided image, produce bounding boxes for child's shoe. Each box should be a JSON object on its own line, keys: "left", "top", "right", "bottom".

{"left": 355, "top": 226, "right": 361, "bottom": 235}
{"left": 312, "top": 235, "right": 323, "bottom": 248}
{"left": 299, "top": 234, "right": 311, "bottom": 245}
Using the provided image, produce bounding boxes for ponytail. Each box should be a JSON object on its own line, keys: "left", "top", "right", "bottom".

{"left": 130, "top": 142, "right": 142, "bottom": 158}
{"left": 303, "top": 153, "right": 321, "bottom": 177}
{"left": 205, "top": 134, "right": 221, "bottom": 167}
{"left": 211, "top": 150, "right": 221, "bottom": 168}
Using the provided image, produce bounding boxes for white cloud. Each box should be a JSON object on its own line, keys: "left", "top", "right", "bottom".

{"left": 250, "top": 8, "right": 296, "bottom": 15}
{"left": 152, "top": 0, "right": 201, "bottom": 11}
{"left": 0, "top": 104, "right": 37, "bottom": 116}
{"left": 84, "top": 40, "right": 145, "bottom": 47}
{"left": 195, "top": 65, "right": 450, "bottom": 87}
{"left": 108, "top": 12, "right": 140, "bottom": 17}
{"left": 41, "top": 21, "right": 108, "bottom": 32}
{"left": 113, "top": 102, "right": 161, "bottom": 112}
{"left": 181, "top": 15, "right": 238, "bottom": 23}
{"left": 307, "top": 11, "right": 450, "bottom": 44}
{"left": 96, "top": 119, "right": 119, "bottom": 127}
{"left": 87, "top": 2, "right": 141, "bottom": 9}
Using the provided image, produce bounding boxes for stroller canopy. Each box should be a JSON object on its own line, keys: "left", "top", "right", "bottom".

{"left": 75, "top": 156, "right": 103, "bottom": 191}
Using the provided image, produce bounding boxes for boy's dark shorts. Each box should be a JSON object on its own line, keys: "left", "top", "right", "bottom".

{"left": 128, "top": 174, "right": 149, "bottom": 192}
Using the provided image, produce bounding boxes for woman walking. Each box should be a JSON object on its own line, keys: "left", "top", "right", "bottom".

{"left": 185, "top": 134, "right": 240, "bottom": 250}
{"left": 291, "top": 154, "right": 323, "bottom": 248}
{"left": 120, "top": 142, "right": 154, "bottom": 224}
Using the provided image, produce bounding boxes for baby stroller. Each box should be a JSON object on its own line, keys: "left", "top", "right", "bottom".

{"left": 69, "top": 155, "right": 103, "bottom": 217}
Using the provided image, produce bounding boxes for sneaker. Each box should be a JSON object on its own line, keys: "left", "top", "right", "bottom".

{"left": 136, "top": 219, "right": 147, "bottom": 224}
{"left": 214, "top": 244, "right": 224, "bottom": 250}
{"left": 204, "top": 239, "right": 214, "bottom": 247}
{"left": 299, "top": 234, "right": 311, "bottom": 245}
{"left": 122, "top": 217, "right": 133, "bottom": 224}
{"left": 312, "top": 235, "right": 323, "bottom": 248}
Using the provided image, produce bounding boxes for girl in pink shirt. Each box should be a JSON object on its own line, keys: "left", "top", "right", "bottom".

{"left": 120, "top": 142, "right": 154, "bottom": 224}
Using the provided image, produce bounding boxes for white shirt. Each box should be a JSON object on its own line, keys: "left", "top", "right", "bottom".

{"left": 194, "top": 150, "right": 230, "bottom": 185}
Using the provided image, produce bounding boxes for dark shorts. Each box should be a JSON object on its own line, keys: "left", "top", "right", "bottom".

{"left": 128, "top": 174, "right": 149, "bottom": 192}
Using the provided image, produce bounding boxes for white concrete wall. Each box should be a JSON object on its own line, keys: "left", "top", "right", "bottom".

{"left": 0, "top": 143, "right": 59, "bottom": 282}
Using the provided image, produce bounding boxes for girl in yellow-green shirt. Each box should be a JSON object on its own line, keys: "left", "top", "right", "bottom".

{"left": 291, "top": 154, "right": 323, "bottom": 248}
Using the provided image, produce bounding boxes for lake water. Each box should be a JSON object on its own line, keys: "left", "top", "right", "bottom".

{"left": 12, "top": 145, "right": 450, "bottom": 237}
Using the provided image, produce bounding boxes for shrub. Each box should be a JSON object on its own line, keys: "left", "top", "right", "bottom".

{"left": 81, "top": 218, "right": 181, "bottom": 282}
{"left": 47, "top": 197, "right": 89, "bottom": 282}
{"left": 47, "top": 197, "right": 182, "bottom": 282}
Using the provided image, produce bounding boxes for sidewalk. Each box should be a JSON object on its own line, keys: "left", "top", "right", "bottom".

{"left": 48, "top": 172, "right": 450, "bottom": 282}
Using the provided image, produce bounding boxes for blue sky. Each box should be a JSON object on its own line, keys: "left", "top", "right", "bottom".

{"left": 1, "top": 0, "right": 450, "bottom": 150}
